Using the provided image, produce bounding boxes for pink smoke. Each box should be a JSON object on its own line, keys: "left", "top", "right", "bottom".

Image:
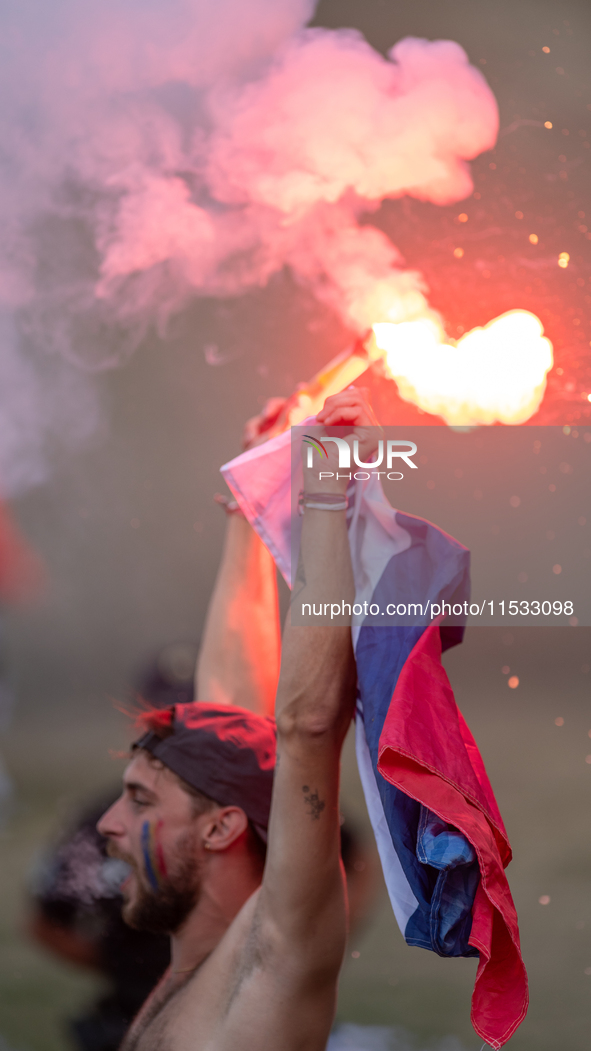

{"left": 0, "top": 0, "right": 498, "bottom": 493}
{"left": 96, "top": 31, "right": 498, "bottom": 331}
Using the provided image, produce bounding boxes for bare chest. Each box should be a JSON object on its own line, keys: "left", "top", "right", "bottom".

{"left": 120, "top": 974, "right": 181, "bottom": 1051}
{"left": 120, "top": 959, "right": 233, "bottom": 1051}
{"left": 122, "top": 897, "right": 261, "bottom": 1051}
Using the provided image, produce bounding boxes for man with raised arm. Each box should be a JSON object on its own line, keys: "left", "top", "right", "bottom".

{"left": 98, "top": 388, "right": 379, "bottom": 1051}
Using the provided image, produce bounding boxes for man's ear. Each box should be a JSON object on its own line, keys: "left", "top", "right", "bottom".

{"left": 201, "top": 807, "right": 249, "bottom": 852}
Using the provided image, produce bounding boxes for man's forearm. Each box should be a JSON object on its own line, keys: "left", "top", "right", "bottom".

{"left": 261, "top": 493, "right": 355, "bottom": 954}
{"left": 275, "top": 497, "right": 355, "bottom": 741}
{"left": 257, "top": 392, "right": 377, "bottom": 970}
{"left": 196, "top": 512, "right": 280, "bottom": 715}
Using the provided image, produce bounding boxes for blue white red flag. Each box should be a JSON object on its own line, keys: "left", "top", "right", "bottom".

{"left": 221, "top": 426, "right": 528, "bottom": 1050}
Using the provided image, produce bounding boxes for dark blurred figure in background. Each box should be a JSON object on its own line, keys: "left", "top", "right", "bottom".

{"left": 134, "top": 642, "right": 199, "bottom": 711}
{"left": 26, "top": 643, "right": 198, "bottom": 1051}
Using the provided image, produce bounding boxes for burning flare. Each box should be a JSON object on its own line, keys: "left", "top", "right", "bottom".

{"left": 281, "top": 309, "right": 553, "bottom": 428}
{"left": 372, "top": 310, "right": 553, "bottom": 425}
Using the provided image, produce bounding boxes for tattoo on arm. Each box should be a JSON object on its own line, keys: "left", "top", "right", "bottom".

{"left": 302, "top": 785, "right": 325, "bottom": 821}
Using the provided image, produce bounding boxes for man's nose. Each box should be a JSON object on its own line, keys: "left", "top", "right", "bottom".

{"left": 97, "top": 797, "right": 125, "bottom": 838}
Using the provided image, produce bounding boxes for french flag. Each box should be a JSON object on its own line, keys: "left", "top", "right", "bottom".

{"left": 221, "top": 426, "right": 528, "bottom": 1050}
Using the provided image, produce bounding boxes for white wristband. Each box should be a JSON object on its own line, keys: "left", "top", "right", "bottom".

{"left": 298, "top": 491, "right": 348, "bottom": 515}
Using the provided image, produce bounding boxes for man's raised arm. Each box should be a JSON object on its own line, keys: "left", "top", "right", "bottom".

{"left": 195, "top": 512, "right": 280, "bottom": 716}
{"left": 195, "top": 401, "right": 286, "bottom": 716}
{"left": 257, "top": 390, "right": 380, "bottom": 989}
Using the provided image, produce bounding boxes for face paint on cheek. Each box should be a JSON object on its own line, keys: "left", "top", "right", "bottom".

{"left": 141, "top": 820, "right": 161, "bottom": 892}
{"left": 154, "top": 820, "right": 168, "bottom": 881}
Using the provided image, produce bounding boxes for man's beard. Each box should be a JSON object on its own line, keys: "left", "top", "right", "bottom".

{"left": 118, "top": 835, "right": 202, "bottom": 935}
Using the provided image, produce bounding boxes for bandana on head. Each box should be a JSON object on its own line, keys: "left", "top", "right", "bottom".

{"left": 133, "top": 702, "right": 276, "bottom": 839}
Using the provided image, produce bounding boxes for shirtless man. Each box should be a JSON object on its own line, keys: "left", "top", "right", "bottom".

{"left": 98, "top": 388, "right": 380, "bottom": 1051}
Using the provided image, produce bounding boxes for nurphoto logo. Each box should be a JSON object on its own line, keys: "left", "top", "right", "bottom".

{"left": 302, "top": 435, "right": 418, "bottom": 481}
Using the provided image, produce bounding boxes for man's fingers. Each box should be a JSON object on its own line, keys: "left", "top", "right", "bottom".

{"left": 314, "top": 388, "right": 381, "bottom": 465}
{"left": 317, "top": 389, "right": 368, "bottom": 413}
{"left": 317, "top": 388, "right": 380, "bottom": 430}
{"left": 319, "top": 406, "right": 366, "bottom": 427}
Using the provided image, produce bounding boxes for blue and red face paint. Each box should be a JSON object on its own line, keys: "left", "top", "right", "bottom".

{"left": 141, "top": 819, "right": 168, "bottom": 892}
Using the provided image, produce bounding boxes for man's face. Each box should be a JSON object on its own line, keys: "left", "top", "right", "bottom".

{"left": 97, "top": 752, "right": 205, "bottom": 934}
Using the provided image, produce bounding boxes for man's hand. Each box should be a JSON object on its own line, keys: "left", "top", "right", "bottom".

{"left": 303, "top": 387, "right": 382, "bottom": 495}
{"left": 316, "top": 386, "right": 380, "bottom": 432}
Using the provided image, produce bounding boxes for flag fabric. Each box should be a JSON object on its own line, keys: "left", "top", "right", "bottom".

{"left": 221, "top": 426, "right": 528, "bottom": 1050}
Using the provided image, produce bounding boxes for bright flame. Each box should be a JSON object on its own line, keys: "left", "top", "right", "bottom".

{"left": 372, "top": 309, "right": 553, "bottom": 425}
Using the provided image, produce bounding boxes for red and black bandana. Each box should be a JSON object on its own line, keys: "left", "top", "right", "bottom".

{"left": 133, "top": 702, "right": 276, "bottom": 838}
